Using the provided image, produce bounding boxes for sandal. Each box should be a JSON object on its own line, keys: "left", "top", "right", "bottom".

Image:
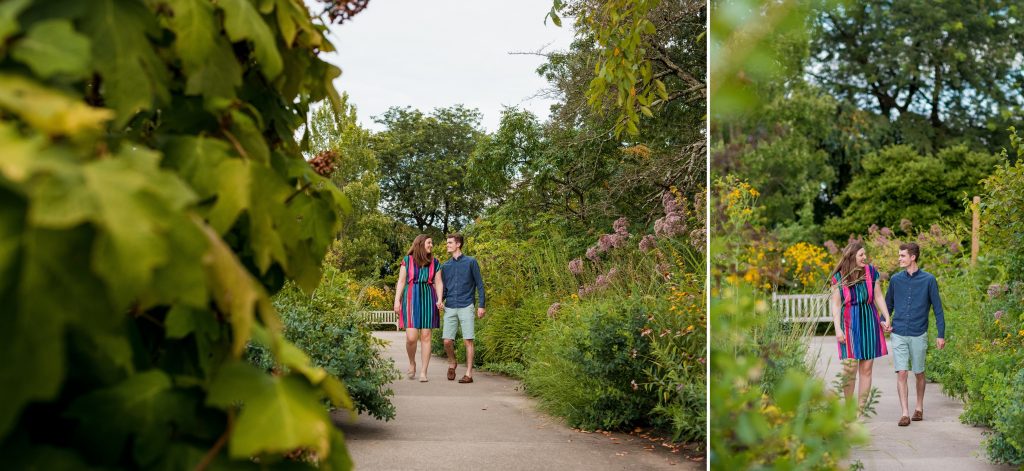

{"left": 447, "top": 365, "right": 457, "bottom": 381}
{"left": 407, "top": 368, "right": 416, "bottom": 380}
{"left": 898, "top": 416, "right": 911, "bottom": 426}
{"left": 458, "top": 375, "right": 473, "bottom": 384}
{"left": 419, "top": 375, "right": 429, "bottom": 382}
{"left": 912, "top": 410, "right": 923, "bottom": 421}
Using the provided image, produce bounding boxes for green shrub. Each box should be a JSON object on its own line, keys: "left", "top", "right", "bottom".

{"left": 710, "top": 284, "right": 866, "bottom": 469}
{"left": 249, "top": 267, "right": 401, "bottom": 421}
{"left": 930, "top": 270, "right": 1024, "bottom": 466}
{"left": 525, "top": 297, "right": 658, "bottom": 431}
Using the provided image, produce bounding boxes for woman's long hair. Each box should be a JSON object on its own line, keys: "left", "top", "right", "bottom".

{"left": 406, "top": 234, "right": 432, "bottom": 267}
{"left": 830, "top": 241, "right": 867, "bottom": 287}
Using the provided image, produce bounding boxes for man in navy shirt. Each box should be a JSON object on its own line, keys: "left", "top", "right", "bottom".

{"left": 885, "top": 242, "right": 946, "bottom": 427}
{"left": 440, "top": 233, "right": 486, "bottom": 383}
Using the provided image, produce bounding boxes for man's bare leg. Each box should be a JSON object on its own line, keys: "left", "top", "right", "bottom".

{"left": 897, "top": 370, "right": 910, "bottom": 418}
{"left": 914, "top": 371, "right": 926, "bottom": 416}
{"left": 444, "top": 338, "right": 457, "bottom": 379}
{"left": 464, "top": 339, "right": 475, "bottom": 378}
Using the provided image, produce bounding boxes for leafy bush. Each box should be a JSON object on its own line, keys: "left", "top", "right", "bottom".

{"left": 646, "top": 269, "right": 707, "bottom": 442}
{"left": 981, "top": 129, "right": 1024, "bottom": 279}
{"left": 524, "top": 297, "right": 657, "bottom": 430}
{"left": 0, "top": 0, "right": 358, "bottom": 467}
{"left": 710, "top": 284, "right": 866, "bottom": 469}
{"left": 929, "top": 267, "right": 1024, "bottom": 465}
{"left": 249, "top": 267, "right": 401, "bottom": 421}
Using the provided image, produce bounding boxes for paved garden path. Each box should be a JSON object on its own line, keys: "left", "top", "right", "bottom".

{"left": 333, "top": 331, "right": 701, "bottom": 471}
{"left": 806, "top": 336, "right": 1015, "bottom": 470}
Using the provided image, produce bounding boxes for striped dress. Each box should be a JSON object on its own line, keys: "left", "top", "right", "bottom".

{"left": 831, "top": 264, "right": 888, "bottom": 360}
{"left": 399, "top": 255, "right": 440, "bottom": 330}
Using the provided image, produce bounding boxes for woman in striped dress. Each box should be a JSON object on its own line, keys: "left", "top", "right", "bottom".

{"left": 829, "top": 241, "right": 892, "bottom": 410}
{"left": 392, "top": 234, "right": 444, "bottom": 382}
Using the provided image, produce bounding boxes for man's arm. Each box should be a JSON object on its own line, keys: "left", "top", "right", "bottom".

{"left": 930, "top": 278, "right": 946, "bottom": 342}
{"left": 473, "top": 259, "right": 486, "bottom": 310}
{"left": 885, "top": 278, "right": 895, "bottom": 317}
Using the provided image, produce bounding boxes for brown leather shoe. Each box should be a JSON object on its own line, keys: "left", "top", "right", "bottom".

{"left": 458, "top": 375, "right": 473, "bottom": 383}
{"left": 447, "top": 366, "right": 456, "bottom": 381}
{"left": 912, "top": 410, "right": 923, "bottom": 421}
{"left": 898, "top": 416, "right": 911, "bottom": 426}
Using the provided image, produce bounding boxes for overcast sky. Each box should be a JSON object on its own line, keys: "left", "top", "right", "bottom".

{"left": 322, "top": 1, "right": 577, "bottom": 132}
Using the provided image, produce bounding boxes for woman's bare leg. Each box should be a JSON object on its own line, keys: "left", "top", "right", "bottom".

{"left": 842, "top": 359, "right": 857, "bottom": 402}
{"left": 858, "top": 359, "right": 874, "bottom": 411}
{"left": 405, "top": 328, "right": 418, "bottom": 378}
{"left": 419, "top": 329, "right": 432, "bottom": 381}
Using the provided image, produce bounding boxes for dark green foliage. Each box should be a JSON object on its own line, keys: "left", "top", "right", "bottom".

{"left": 824, "top": 144, "right": 998, "bottom": 239}
{"left": 372, "top": 105, "right": 488, "bottom": 234}
{"left": 811, "top": 0, "right": 1024, "bottom": 148}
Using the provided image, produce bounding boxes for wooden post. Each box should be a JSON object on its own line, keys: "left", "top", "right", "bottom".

{"left": 971, "top": 196, "right": 981, "bottom": 266}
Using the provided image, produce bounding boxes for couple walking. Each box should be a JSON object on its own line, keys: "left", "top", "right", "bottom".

{"left": 829, "top": 241, "right": 946, "bottom": 427}
{"left": 392, "top": 233, "right": 485, "bottom": 384}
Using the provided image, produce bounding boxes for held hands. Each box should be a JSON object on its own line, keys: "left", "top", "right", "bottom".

{"left": 880, "top": 320, "right": 892, "bottom": 333}
{"left": 476, "top": 308, "right": 485, "bottom": 319}
{"left": 436, "top": 300, "right": 444, "bottom": 310}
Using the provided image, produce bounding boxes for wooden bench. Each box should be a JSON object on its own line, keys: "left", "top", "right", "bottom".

{"left": 771, "top": 293, "right": 830, "bottom": 323}
{"left": 356, "top": 310, "right": 400, "bottom": 330}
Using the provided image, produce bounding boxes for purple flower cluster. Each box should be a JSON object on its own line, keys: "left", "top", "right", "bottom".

{"left": 639, "top": 234, "right": 657, "bottom": 252}
{"left": 568, "top": 258, "right": 584, "bottom": 275}
{"left": 995, "top": 310, "right": 1004, "bottom": 321}
{"left": 613, "top": 217, "right": 629, "bottom": 235}
{"left": 987, "top": 283, "right": 1008, "bottom": 299}
{"left": 547, "top": 302, "right": 561, "bottom": 319}
{"left": 654, "top": 193, "right": 687, "bottom": 238}
{"left": 824, "top": 240, "right": 839, "bottom": 255}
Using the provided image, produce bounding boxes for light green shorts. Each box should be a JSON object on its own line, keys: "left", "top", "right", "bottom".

{"left": 892, "top": 332, "right": 927, "bottom": 373}
{"left": 442, "top": 305, "right": 475, "bottom": 340}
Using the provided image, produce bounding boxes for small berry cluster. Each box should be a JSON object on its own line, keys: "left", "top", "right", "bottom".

{"left": 310, "top": 149, "right": 338, "bottom": 177}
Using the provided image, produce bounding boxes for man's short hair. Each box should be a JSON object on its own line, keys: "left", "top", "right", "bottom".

{"left": 899, "top": 242, "right": 920, "bottom": 263}
{"left": 447, "top": 233, "right": 464, "bottom": 250}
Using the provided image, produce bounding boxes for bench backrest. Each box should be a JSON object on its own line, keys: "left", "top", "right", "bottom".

{"left": 771, "top": 293, "right": 830, "bottom": 323}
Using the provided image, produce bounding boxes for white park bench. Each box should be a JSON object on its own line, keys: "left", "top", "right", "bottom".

{"left": 771, "top": 293, "right": 830, "bottom": 323}
{"left": 356, "top": 310, "right": 400, "bottom": 330}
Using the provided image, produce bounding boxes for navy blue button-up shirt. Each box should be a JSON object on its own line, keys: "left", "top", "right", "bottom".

{"left": 885, "top": 269, "right": 945, "bottom": 338}
{"left": 441, "top": 254, "right": 486, "bottom": 309}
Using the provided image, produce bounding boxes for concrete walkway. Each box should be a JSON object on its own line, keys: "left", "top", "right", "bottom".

{"left": 333, "top": 331, "right": 701, "bottom": 471}
{"left": 806, "top": 336, "right": 1014, "bottom": 470}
